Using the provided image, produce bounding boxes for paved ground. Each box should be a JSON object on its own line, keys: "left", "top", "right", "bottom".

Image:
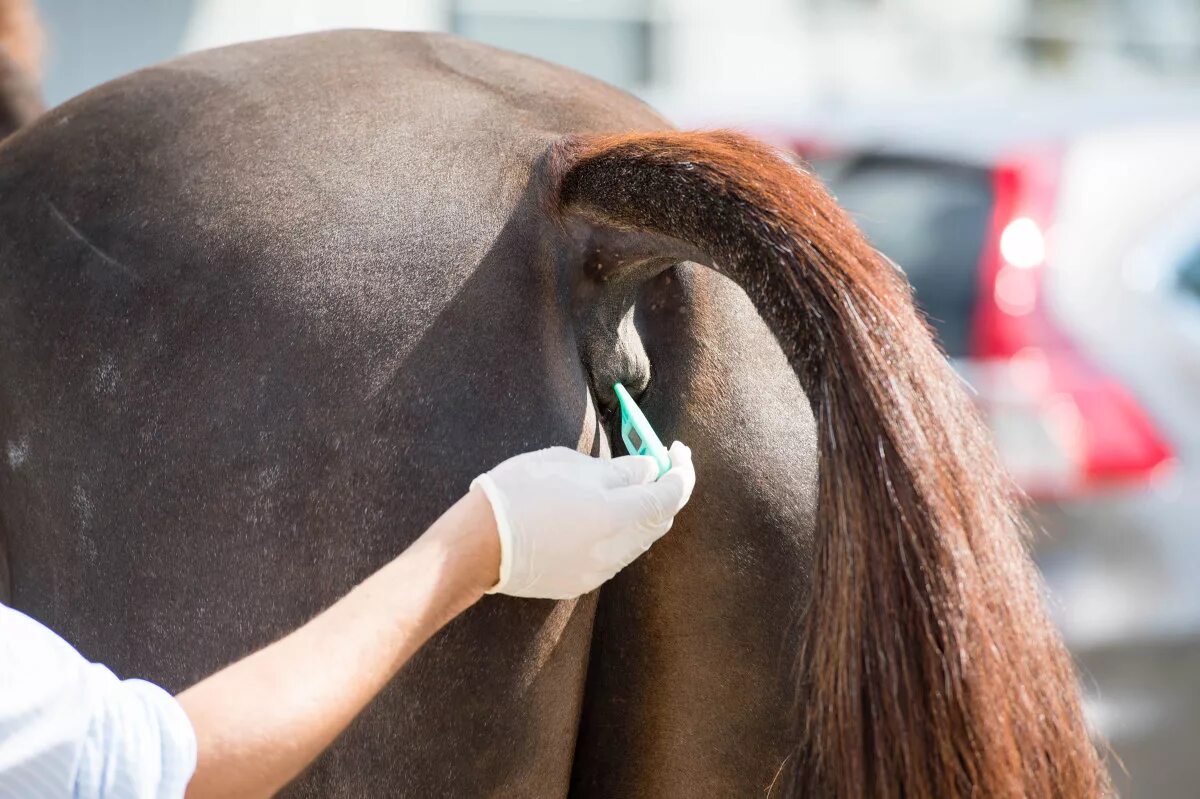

{"left": 1077, "top": 637, "right": 1200, "bottom": 798}
{"left": 1033, "top": 493, "right": 1200, "bottom": 799}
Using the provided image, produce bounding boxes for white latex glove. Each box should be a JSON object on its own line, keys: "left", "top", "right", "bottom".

{"left": 471, "top": 441, "right": 696, "bottom": 600}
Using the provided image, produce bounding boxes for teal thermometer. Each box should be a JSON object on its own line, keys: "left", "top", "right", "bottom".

{"left": 613, "top": 382, "right": 671, "bottom": 477}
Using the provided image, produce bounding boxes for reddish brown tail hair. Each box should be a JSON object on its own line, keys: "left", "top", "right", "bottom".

{"left": 553, "top": 131, "right": 1107, "bottom": 797}
{"left": 0, "top": 0, "right": 42, "bottom": 138}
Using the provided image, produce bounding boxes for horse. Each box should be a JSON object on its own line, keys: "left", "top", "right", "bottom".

{"left": 0, "top": 25, "right": 1107, "bottom": 798}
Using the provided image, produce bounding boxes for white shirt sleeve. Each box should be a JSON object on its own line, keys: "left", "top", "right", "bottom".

{"left": 0, "top": 603, "right": 197, "bottom": 799}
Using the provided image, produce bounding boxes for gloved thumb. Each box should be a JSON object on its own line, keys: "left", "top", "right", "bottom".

{"left": 631, "top": 441, "right": 695, "bottom": 525}
{"left": 607, "top": 454, "right": 661, "bottom": 487}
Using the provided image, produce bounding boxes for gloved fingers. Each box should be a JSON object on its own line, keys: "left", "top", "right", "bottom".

{"left": 610, "top": 441, "right": 695, "bottom": 526}
{"left": 667, "top": 440, "right": 693, "bottom": 474}
{"left": 605, "top": 454, "right": 661, "bottom": 488}
{"left": 478, "top": 441, "right": 695, "bottom": 601}
{"left": 640, "top": 442, "right": 695, "bottom": 522}
{"left": 633, "top": 518, "right": 675, "bottom": 552}
{"left": 605, "top": 520, "right": 673, "bottom": 578}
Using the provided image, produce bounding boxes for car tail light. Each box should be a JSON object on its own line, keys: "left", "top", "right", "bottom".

{"left": 969, "top": 149, "right": 1173, "bottom": 497}
{"left": 786, "top": 135, "right": 842, "bottom": 162}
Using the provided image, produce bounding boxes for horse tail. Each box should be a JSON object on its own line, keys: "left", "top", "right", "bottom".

{"left": 0, "top": 0, "right": 42, "bottom": 138}
{"left": 551, "top": 130, "right": 1107, "bottom": 797}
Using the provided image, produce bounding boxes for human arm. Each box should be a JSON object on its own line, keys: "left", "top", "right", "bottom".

{"left": 0, "top": 444, "right": 693, "bottom": 799}
{"left": 177, "top": 486, "right": 503, "bottom": 798}
{"left": 179, "top": 442, "right": 694, "bottom": 798}
{"left": 0, "top": 603, "right": 198, "bottom": 798}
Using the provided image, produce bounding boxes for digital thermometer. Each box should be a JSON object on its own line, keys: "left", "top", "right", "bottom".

{"left": 613, "top": 382, "right": 671, "bottom": 478}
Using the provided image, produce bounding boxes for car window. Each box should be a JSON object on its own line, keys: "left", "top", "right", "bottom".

{"left": 821, "top": 157, "right": 994, "bottom": 357}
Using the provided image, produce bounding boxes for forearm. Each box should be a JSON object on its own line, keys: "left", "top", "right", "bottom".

{"left": 178, "top": 490, "right": 499, "bottom": 799}
{"left": 172, "top": 443, "right": 694, "bottom": 797}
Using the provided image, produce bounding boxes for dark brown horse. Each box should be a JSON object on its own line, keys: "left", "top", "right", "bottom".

{"left": 0, "top": 20, "right": 1106, "bottom": 798}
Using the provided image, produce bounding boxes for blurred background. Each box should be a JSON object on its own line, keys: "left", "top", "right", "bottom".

{"left": 32, "top": 1, "right": 1200, "bottom": 795}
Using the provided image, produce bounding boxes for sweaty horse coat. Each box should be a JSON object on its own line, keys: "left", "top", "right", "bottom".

{"left": 0, "top": 31, "right": 1105, "bottom": 797}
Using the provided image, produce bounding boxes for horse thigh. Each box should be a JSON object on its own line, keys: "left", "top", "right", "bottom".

{"left": 571, "top": 266, "right": 819, "bottom": 796}
{"left": 290, "top": 595, "right": 598, "bottom": 797}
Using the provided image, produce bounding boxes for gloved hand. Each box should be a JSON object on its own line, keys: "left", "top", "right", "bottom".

{"left": 471, "top": 442, "right": 695, "bottom": 599}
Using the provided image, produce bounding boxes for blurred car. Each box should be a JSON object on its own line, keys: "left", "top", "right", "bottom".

{"left": 784, "top": 101, "right": 1200, "bottom": 798}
